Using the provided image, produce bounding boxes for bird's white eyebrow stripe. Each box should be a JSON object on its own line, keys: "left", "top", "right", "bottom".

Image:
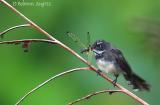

{"left": 97, "top": 42, "right": 103, "bottom": 45}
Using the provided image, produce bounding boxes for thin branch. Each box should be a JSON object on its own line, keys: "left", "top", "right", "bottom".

{"left": 1, "top": 0, "right": 56, "bottom": 41}
{"left": 68, "top": 90, "right": 123, "bottom": 105}
{"left": 15, "top": 67, "right": 91, "bottom": 105}
{"left": 0, "top": 39, "right": 57, "bottom": 45}
{"left": 0, "top": 24, "right": 31, "bottom": 38}
{"left": 1, "top": 1, "right": 149, "bottom": 105}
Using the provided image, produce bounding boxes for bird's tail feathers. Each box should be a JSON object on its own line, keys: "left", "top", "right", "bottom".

{"left": 123, "top": 73, "right": 150, "bottom": 91}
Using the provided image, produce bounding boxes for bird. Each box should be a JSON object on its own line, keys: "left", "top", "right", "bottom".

{"left": 91, "top": 40, "right": 150, "bottom": 91}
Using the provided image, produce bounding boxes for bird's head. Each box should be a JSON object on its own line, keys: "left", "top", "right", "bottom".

{"left": 91, "top": 40, "right": 111, "bottom": 53}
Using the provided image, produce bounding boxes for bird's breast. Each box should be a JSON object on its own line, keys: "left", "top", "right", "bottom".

{"left": 96, "top": 59, "right": 119, "bottom": 74}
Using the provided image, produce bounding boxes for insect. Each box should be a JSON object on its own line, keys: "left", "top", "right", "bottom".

{"left": 80, "top": 32, "right": 92, "bottom": 54}
{"left": 66, "top": 32, "right": 93, "bottom": 61}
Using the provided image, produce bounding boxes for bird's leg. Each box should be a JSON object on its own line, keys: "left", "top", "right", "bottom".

{"left": 112, "top": 74, "right": 119, "bottom": 87}
{"left": 97, "top": 69, "right": 102, "bottom": 76}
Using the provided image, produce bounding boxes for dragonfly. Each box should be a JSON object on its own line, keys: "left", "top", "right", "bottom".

{"left": 66, "top": 32, "right": 93, "bottom": 62}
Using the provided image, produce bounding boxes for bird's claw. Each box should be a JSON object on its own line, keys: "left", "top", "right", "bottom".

{"left": 112, "top": 79, "right": 117, "bottom": 87}
{"left": 97, "top": 69, "right": 102, "bottom": 76}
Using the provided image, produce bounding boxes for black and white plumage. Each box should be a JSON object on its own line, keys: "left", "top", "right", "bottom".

{"left": 91, "top": 40, "right": 150, "bottom": 91}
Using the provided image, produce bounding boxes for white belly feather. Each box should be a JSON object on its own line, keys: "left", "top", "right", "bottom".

{"left": 96, "top": 59, "right": 118, "bottom": 74}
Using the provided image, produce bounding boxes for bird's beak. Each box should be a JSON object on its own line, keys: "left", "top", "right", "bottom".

{"left": 92, "top": 49, "right": 99, "bottom": 55}
{"left": 91, "top": 46, "right": 94, "bottom": 51}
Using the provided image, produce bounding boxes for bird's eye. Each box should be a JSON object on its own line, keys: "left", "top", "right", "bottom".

{"left": 97, "top": 44, "right": 101, "bottom": 48}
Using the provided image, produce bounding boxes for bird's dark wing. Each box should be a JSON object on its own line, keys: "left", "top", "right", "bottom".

{"left": 110, "top": 48, "right": 150, "bottom": 91}
{"left": 110, "top": 48, "right": 132, "bottom": 76}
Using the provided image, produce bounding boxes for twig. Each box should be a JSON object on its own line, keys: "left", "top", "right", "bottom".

{"left": 0, "top": 39, "right": 57, "bottom": 52}
{"left": 1, "top": 0, "right": 56, "bottom": 41}
{"left": 0, "top": 24, "right": 31, "bottom": 38}
{"left": 0, "top": 39, "right": 57, "bottom": 45}
{"left": 15, "top": 67, "right": 91, "bottom": 105}
{"left": 68, "top": 90, "right": 123, "bottom": 105}
{"left": 1, "top": 1, "right": 149, "bottom": 105}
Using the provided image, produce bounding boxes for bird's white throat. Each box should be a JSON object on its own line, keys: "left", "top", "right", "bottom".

{"left": 93, "top": 49, "right": 104, "bottom": 55}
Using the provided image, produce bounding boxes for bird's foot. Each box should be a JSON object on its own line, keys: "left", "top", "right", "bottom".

{"left": 112, "top": 75, "right": 119, "bottom": 87}
{"left": 112, "top": 78, "right": 117, "bottom": 87}
{"left": 97, "top": 69, "right": 102, "bottom": 76}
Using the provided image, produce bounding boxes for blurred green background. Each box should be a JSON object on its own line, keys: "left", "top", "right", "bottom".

{"left": 0, "top": 0, "right": 160, "bottom": 105}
